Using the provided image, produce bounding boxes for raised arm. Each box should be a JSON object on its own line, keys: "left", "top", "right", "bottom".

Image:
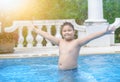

{"left": 77, "top": 26, "right": 116, "bottom": 46}
{"left": 33, "top": 27, "right": 60, "bottom": 45}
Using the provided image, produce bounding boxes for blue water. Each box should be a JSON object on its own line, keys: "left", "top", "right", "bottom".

{"left": 0, "top": 54, "right": 120, "bottom": 82}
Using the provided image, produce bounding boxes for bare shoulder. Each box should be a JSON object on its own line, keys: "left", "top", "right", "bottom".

{"left": 58, "top": 38, "right": 64, "bottom": 44}
{"left": 59, "top": 38, "right": 64, "bottom": 42}
{"left": 75, "top": 38, "right": 86, "bottom": 46}
{"left": 75, "top": 38, "right": 83, "bottom": 43}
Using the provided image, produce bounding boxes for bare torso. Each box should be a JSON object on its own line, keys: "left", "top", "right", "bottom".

{"left": 58, "top": 39, "right": 81, "bottom": 70}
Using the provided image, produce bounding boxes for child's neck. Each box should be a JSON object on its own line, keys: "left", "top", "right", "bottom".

{"left": 64, "top": 38, "right": 74, "bottom": 42}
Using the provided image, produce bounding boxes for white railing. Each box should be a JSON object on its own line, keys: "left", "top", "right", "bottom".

{"left": 3, "top": 19, "right": 86, "bottom": 48}
{"left": 0, "top": 19, "right": 119, "bottom": 56}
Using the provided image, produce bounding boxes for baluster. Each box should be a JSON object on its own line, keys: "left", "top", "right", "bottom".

{"left": 36, "top": 25, "right": 43, "bottom": 47}
{"left": 17, "top": 26, "right": 24, "bottom": 48}
{"left": 77, "top": 30, "right": 80, "bottom": 39}
{"left": 55, "top": 24, "right": 61, "bottom": 38}
{"left": 46, "top": 25, "right": 52, "bottom": 47}
{"left": 26, "top": 26, "right": 33, "bottom": 48}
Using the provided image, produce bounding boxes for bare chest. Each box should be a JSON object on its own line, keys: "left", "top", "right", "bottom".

{"left": 59, "top": 41, "right": 79, "bottom": 55}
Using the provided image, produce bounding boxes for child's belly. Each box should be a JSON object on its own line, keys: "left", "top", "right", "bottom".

{"left": 58, "top": 55, "right": 77, "bottom": 70}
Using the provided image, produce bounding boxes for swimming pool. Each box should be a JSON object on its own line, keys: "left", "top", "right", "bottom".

{"left": 0, "top": 54, "right": 120, "bottom": 82}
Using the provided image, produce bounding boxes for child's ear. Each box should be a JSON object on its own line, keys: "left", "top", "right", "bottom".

{"left": 73, "top": 30, "right": 75, "bottom": 35}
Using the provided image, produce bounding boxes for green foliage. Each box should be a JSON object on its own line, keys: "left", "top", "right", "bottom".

{"left": 103, "top": 0, "right": 120, "bottom": 23}
{"left": 115, "top": 28, "right": 120, "bottom": 43}
{"left": 33, "top": 0, "right": 87, "bottom": 24}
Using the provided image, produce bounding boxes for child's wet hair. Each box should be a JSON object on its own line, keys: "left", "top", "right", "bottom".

{"left": 61, "top": 22, "right": 74, "bottom": 31}
{"left": 60, "top": 22, "right": 75, "bottom": 38}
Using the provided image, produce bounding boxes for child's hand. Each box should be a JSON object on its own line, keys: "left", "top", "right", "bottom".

{"left": 106, "top": 25, "right": 116, "bottom": 34}
{"left": 33, "top": 27, "right": 39, "bottom": 33}
{"left": 107, "top": 18, "right": 120, "bottom": 33}
{"left": 33, "top": 27, "right": 37, "bottom": 32}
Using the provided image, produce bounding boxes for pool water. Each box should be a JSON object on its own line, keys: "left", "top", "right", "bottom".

{"left": 0, "top": 54, "right": 120, "bottom": 82}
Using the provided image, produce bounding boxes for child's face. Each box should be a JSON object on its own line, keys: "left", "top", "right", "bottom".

{"left": 61, "top": 25, "right": 75, "bottom": 41}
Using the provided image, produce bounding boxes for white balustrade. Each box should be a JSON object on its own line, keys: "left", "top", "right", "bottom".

{"left": 26, "top": 26, "right": 34, "bottom": 48}
{"left": 2, "top": 19, "right": 86, "bottom": 48}
{"left": 36, "top": 25, "right": 43, "bottom": 47}
{"left": 4, "top": 25, "right": 18, "bottom": 32}
{"left": 55, "top": 24, "right": 61, "bottom": 38}
{"left": 17, "top": 26, "right": 24, "bottom": 47}
{"left": 46, "top": 25, "right": 52, "bottom": 47}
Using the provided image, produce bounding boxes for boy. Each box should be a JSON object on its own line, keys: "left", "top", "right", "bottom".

{"left": 33, "top": 22, "right": 115, "bottom": 70}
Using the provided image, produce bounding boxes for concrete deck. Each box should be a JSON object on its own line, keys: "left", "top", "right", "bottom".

{"left": 0, "top": 46, "right": 120, "bottom": 59}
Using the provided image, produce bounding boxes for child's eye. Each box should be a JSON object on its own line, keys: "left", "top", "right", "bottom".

{"left": 63, "top": 30, "right": 66, "bottom": 32}
{"left": 68, "top": 29, "right": 72, "bottom": 31}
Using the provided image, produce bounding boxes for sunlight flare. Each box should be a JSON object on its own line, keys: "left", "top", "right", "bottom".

{"left": 0, "top": 0, "right": 28, "bottom": 12}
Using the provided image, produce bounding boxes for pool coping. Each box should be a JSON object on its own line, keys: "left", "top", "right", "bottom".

{"left": 0, "top": 46, "right": 120, "bottom": 59}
